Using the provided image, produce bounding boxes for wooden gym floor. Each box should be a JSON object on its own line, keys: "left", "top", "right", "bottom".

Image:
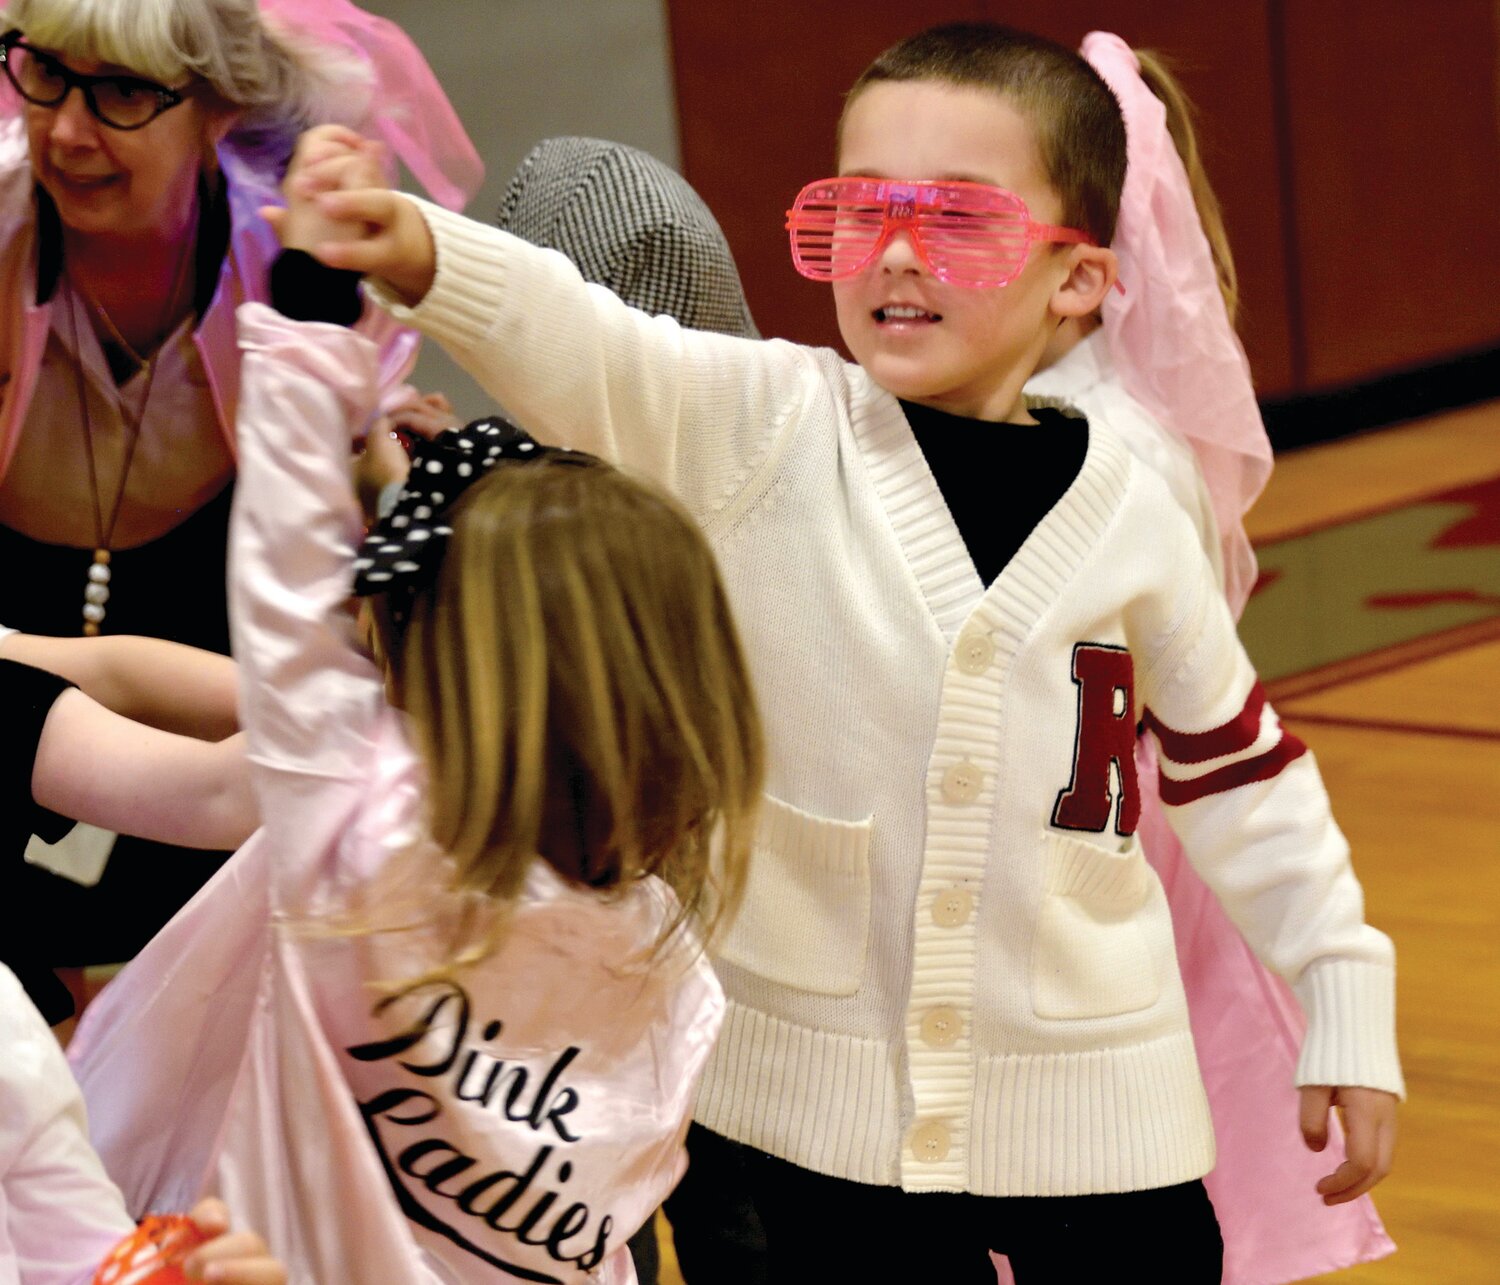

{"left": 1249, "top": 402, "right": 1500, "bottom": 1284}
{"left": 654, "top": 399, "right": 1500, "bottom": 1284}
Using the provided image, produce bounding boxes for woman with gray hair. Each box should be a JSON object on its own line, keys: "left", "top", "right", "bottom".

{"left": 0, "top": 0, "right": 479, "bottom": 1025}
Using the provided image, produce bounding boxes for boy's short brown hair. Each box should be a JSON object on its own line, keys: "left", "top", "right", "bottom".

{"left": 843, "top": 23, "right": 1127, "bottom": 247}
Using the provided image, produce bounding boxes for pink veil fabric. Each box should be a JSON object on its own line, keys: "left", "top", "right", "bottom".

{"left": 994, "top": 33, "right": 1394, "bottom": 1285}
{"left": 257, "top": 0, "right": 483, "bottom": 210}
{"left": 1081, "top": 31, "right": 1272, "bottom": 617}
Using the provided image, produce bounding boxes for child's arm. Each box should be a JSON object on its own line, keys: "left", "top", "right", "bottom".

{"left": 1, "top": 960, "right": 144, "bottom": 1282}
{"left": 1133, "top": 530, "right": 1401, "bottom": 1201}
{"left": 2, "top": 967, "right": 287, "bottom": 1285}
{"left": 0, "top": 631, "right": 237, "bottom": 740}
{"left": 31, "top": 690, "right": 254, "bottom": 851}
{"left": 230, "top": 302, "right": 395, "bottom": 881}
{"left": 280, "top": 128, "right": 815, "bottom": 527}
{"left": 180, "top": 1198, "right": 287, "bottom": 1285}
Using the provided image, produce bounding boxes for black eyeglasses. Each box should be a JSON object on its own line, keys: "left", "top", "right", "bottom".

{"left": 0, "top": 30, "right": 186, "bottom": 130}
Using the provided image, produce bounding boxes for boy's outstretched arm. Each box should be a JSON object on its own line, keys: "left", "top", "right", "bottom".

{"left": 0, "top": 632, "right": 237, "bottom": 740}
{"left": 264, "top": 127, "right": 809, "bottom": 526}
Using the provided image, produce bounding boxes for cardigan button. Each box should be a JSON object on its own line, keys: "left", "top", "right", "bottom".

{"left": 955, "top": 630, "right": 995, "bottom": 675}
{"left": 910, "top": 1120, "right": 951, "bottom": 1163}
{"left": 940, "top": 761, "right": 983, "bottom": 804}
{"left": 931, "top": 888, "right": 974, "bottom": 928}
{"left": 920, "top": 1006, "right": 962, "bottom": 1048}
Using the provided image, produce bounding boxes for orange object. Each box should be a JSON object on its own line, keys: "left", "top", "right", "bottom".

{"left": 93, "top": 1214, "right": 207, "bottom": 1285}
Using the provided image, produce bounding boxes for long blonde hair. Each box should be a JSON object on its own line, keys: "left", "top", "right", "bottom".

{"left": 2, "top": 0, "right": 367, "bottom": 168}
{"left": 389, "top": 451, "right": 763, "bottom": 975}
{"left": 1135, "top": 48, "right": 1239, "bottom": 324}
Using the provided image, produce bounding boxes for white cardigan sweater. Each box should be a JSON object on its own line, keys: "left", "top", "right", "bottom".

{"left": 375, "top": 199, "right": 1402, "bottom": 1198}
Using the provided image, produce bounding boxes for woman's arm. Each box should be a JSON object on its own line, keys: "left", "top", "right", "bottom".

{"left": 30, "top": 690, "right": 255, "bottom": 851}
{"left": 0, "top": 633, "right": 237, "bottom": 740}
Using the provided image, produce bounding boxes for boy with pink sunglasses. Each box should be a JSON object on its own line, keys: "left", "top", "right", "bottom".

{"left": 276, "top": 21, "right": 1400, "bottom": 1282}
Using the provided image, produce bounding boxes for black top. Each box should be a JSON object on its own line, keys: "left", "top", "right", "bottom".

{"left": 0, "top": 482, "right": 234, "bottom": 654}
{"left": 0, "top": 659, "right": 76, "bottom": 1022}
{"left": 900, "top": 401, "right": 1090, "bottom": 587}
{"left": 0, "top": 180, "right": 241, "bottom": 1002}
{"left": 269, "top": 248, "right": 363, "bottom": 325}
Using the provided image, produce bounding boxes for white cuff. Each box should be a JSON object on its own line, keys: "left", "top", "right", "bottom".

{"left": 1293, "top": 954, "right": 1405, "bottom": 1099}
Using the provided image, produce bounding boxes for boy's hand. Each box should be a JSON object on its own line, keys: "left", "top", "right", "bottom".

{"left": 301, "top": 186, "right": 438, "bottom": 307}
{"left": 262, "top": 125, "right": 436, "bottom": 305}
{"left": 1299, "top": 1085, "right": 1398, "bottom": 1204}
{"left": 263, "top": 124, "right": 381, "bottom": 253}
{"left": 180, "top": 1198, "right": 287, "bottom": 1284}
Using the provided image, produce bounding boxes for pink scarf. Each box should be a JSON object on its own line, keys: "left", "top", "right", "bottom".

{"left": 1082, "top": 31, "right": 1273, "bottom": 616}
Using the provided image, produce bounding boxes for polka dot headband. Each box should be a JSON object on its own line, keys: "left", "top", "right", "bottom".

{"left": 351, "top": 416, "right": 560, "bottom": 613}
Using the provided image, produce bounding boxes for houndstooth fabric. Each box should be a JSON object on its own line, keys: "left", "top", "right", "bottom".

{"left": 497, "top": 136, "right": 760, "bottom": 339}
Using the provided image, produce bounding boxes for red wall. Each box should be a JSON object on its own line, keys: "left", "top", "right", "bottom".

{"left": 665, "top": 1, "right": 1500, "bottom": 399}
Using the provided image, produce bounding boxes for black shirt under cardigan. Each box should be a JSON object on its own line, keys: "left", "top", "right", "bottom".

{"left": 900, "top": 401, "right": 1089, "bottom": 587}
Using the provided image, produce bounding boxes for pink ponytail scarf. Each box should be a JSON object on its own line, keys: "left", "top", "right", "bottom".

{"left": 259, "top": 0, "right": 482, "bottom": 210}
{"left": 1044, "top": 36, "right": 1395, "bottom": 1285}
{"left": 1081, "top": 31, "right": 1273, "bottom": 617}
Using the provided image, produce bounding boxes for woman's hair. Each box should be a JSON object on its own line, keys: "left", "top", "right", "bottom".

{"left": 395, "top": 451, "right": 763, "bottom": 969}
{"left": 842, "top": 22, "right": 1127, "bottom": 247}
{"left": 2, "top": 0, "right": 368, "bottom": 169}
{"left": 1134, "top": 49, "right": 1239, "bottom": 324}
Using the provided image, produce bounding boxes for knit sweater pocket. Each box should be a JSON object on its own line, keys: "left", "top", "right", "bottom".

{"left": 716, "top": 794, "right": 872, "bottom": 996}
{"left": 1030, "top": 829, "right": 1168, "bottom": 1020}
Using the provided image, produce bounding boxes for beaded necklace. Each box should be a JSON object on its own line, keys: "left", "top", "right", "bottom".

{"left": 61, "top": 238, "right": 194, "bottom": 635}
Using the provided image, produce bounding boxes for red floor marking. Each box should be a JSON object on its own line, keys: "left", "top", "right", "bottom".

{"left": 1279, "top": 710, "right": 1500, "bottom": 742}
{"left": 1265, "top": 614, "right": 1500, "bottom": 703}
{"left": 1367, "top": 589, "right": 1500, "bottom": 610}
{"left": 1251, "top": 470, "right": 1500, "bottom": 550}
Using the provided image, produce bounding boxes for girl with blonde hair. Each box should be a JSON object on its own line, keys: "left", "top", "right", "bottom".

{"left": 72, "top": 203, "right": 764, "bottom": 1279}
{"left": 0, "top": 0, "right": 479, "bottom": 1020}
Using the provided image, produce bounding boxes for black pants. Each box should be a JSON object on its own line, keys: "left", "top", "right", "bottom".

{"left": 662, "top": 1124, "right": 769, "bottom": 1284}
{"left": 744, "top": 1146, "right": 1223, "bottom": 1284}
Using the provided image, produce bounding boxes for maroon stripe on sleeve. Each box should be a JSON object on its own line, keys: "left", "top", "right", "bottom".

{"left": 1157, "top": 732, "right": 1308, "bottom": 805}
{"left": 1143, "top": 681, "right": 1268, "bottom": 765}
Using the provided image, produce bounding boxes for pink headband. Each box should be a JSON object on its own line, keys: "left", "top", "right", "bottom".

{"left": 1081, "top": 31, "right": 1272, "bottom": 616}
{"left": 259, "top": 0, "right": 482, "bottom": 210}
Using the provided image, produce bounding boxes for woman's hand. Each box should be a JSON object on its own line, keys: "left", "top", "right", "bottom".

{"left": 180, "top": 1198, "right": 287, "bottom": 1284}
{"left": 1299, "top": 1084, "right": 1399, "bottom": 1204}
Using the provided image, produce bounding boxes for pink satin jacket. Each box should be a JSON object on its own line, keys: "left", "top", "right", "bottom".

{"left": 70, "top": 305, "right": 723, "bottom": 1283}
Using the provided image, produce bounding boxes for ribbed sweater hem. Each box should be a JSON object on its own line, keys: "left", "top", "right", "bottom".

{"left": 697, "top": 1003, "right": 1218, "bottom": 1196}
{"left": 694, "top": 1000, "right": 903, "bottom": 1186}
